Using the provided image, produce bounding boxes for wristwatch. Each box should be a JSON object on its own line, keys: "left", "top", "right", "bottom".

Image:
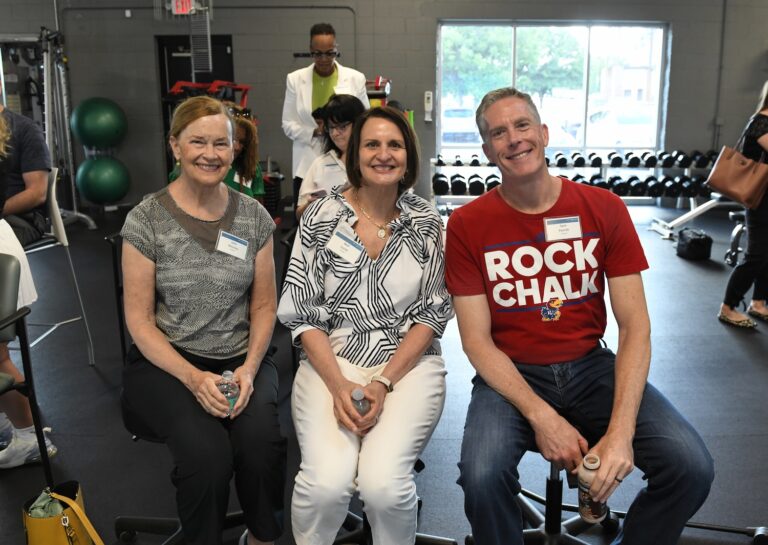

{"left": 370, "top": 375, "right": 393, "bottom": 393}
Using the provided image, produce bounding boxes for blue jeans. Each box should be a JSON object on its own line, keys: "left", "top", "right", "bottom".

{"left": 457, "top": 347, "right": 714, "bottom": 545}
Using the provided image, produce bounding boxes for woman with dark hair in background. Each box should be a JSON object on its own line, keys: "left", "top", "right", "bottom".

{"left": 295, "top": 94, "right": 365, "bottom": 218}
{"left": 121, "top": 95, "right": 285, "bottom": 545}
{"left": 279, "top": 106, "right": 453, "bottom": 545}
{"left": 718, "top": 80, "right": 768, "bottom": 328}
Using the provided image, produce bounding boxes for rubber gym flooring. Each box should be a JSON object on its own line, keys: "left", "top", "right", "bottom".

{"left": 1, "top": 198, "right": 766, "bottom": 545}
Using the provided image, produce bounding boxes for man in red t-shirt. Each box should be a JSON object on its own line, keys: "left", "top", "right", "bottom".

{"left": 445, "top": 87, "right": 713, "bottom": 545}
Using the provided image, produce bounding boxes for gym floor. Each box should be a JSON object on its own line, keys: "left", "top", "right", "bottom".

{"left": 1, "top": 198, "right": 767, "bottom": 545}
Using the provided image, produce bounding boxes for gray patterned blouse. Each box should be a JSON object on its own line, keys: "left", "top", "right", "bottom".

{"left": 121, "top": 186, "right": 275, "bottom": 359}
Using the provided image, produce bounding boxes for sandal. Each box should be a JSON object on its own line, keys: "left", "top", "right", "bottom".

{"left": 747, "top": 306, "right": 768, "bottom": 322}
{"left": 717, "top": 312, "right": 757, "bottom": 328}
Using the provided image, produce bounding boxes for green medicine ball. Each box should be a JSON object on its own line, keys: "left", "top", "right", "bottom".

{"left": 70, "top": 97, "right": 128, "bottom": 148}
{"left": 76, "top": 157, "right": 130, "bottom": 204}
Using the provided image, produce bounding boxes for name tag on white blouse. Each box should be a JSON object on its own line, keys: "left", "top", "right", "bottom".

{"left": 327, "top": 225, "right": 363, "bottom": 263}
{"left": 216, "top": 230, "right": 248, "bottom": 260}
{"left": 543, "top": 216, "right": 582, "bottom": 242}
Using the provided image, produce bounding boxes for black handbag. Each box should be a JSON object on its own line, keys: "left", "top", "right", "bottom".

{"left": 676, "top": 228, "right": 712, "bottom": 260}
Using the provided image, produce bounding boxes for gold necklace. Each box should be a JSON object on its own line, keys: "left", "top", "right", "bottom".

{"left": 355, "top": 191, "right": 392, "bottom": 239}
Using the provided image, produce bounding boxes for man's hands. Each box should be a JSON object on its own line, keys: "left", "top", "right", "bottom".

{"left": 582, "top": 433, "right": 634, "bottom": 503}
{"left": 533, "top": 409, "right": 634, "bottom": 504}
{"left": 532, "top": 408, "right": 589, "bottom": 472}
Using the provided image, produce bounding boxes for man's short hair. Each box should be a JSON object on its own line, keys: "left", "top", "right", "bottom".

{"left": 310, "top": 23, "right": 336, "bottom": 39}
{"left": 475, "top": 87, "right": 541, "bottom": 143}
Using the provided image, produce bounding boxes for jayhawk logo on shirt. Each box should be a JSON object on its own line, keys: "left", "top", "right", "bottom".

{"left": 540, "top": 298, "right": 563, "bottom": 321}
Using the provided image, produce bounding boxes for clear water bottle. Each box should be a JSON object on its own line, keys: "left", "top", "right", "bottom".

{"left": 351, "top": 388, "right": 371, "bottom": 415}
{"left": 578, "top": 453, "right": 608, "bottom": 523}
{"left": 217, "top": 370, "right": 240, "bottom": 416}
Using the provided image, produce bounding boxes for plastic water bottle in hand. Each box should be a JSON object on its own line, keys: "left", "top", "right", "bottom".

{"left": 218, "top": 370, "right": 240, "bottom": 416}
{"left": 351, "top": 388, "right": 371, "bottom": 415}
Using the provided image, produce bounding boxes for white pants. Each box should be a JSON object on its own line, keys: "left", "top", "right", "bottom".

{"left": 0, "top": 219, "right": 37, "bottom": 308}
{"left": 291, "top": 355, "right": 446, "bottom": 545}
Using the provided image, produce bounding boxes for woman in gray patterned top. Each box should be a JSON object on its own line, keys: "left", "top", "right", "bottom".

{"left": 120, "top": 96, "right": 285, "bottom": 545}
{"left": 278, "top": 107, "right": 453, "bottom": 545}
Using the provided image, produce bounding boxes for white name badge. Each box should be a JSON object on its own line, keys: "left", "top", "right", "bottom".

{"left": 327, "top": 225, "right": 364, "bottom": 264}
{"left": 543, "top": 216, "right": 582, "bottom": 242}
{"left": 215, "top": 230, "right": 248, "bottom": 260}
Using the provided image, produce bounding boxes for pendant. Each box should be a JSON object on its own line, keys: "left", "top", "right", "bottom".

{"left": 377, "top": 228, "right": 387, "bottom": 239}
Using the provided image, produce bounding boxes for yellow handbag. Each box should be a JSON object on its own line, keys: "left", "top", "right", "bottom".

{"left": 22, "top": 481, "right": 105, "bottom": 545}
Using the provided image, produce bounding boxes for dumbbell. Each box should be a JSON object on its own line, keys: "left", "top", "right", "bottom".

{"left": 468, "top": 174, "right": 485, "bottom": 196}
{"left": 607, "top": 151, "right": 623, "bottom": 167}
{"left": 609, "top": 176, "right": 630, "bottom": 196}
{"left": 641, "top": 151, "right": 658, "bottom": 168}
{"left": 705, "top": 149, "right": 719, "bottom": 166}
{"left": 678, "top": 175, "right": 699, "bottom": 197}
{"left": 485, "top": 174, "right": 501, "bottom": 190}
{"left": 646, "top": 176, "right": 664, "bottom": 197}
{"left": 432, "top": 173, "right": 449, "bottom": 196}
{"left": 624, "top": 152, "right": 641, "bottom": 168}
{"left": 690, "top": 150, "right": 710, "bottom": 168}
{"left": 592, "top": 176, "right": 610, "bottom": 190}
{"left": 657, "top": 151, "right": 675, "bottom": 168}
{"left": 571, "top": 152, "right": 586, "bottom": 167}
{"left": 572, "top": 173, "right": 587, "bottom": 183}
{"left": 628, "top": 175, "right": 647, "bottom": 196}
{"left": 692, "top": 175, "right": 710, "bottom": 198}
{"left": 673, "top": 150, "right": 692, "bottom": 168}
{"left": 663, "top": 175, "right": 682, "bottom": 197}
{"left": 470, "top": 154, "right": 482, "bottom": 167}
{"left": 450, "top": 174, "right": 467, "bottom": 195}
{"left": 435, "top": 155, "right": 446, "bottom": 166}
{"left": 553, "top": 152, "right": 568, "bottom": 167}
{"left": 545, "top": 156, "right": 551, "bottom": 167}
{"left": 453, "top": 155, "right": 464, "bottom": 167}
{"left": 588, "top": 152, "right": 603, "bottom": 167}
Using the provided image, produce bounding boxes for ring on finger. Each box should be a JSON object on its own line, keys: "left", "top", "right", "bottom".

{"left": 615, "top": 476, "right": 623, "bottom": 483}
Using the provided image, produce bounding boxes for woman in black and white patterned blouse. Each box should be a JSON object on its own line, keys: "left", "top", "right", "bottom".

{"left": 278, "top": 106, "right": 453, "bottom": 545}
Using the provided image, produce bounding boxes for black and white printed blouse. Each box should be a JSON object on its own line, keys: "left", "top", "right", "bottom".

{"left": 277, "top": 190, "right": 454, "bottom": 368}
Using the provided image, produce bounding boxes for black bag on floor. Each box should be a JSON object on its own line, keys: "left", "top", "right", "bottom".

{"left": 676, "top": 228, "right": 712, "bottom": 260}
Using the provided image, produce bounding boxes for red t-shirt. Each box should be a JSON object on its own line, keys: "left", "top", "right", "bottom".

{"left": 445, "top": 179, "right": 648, "bottom": 364}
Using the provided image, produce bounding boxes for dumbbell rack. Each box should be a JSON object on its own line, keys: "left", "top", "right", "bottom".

{"left": 429, "top": 155, "right": 705, "bottom": 212}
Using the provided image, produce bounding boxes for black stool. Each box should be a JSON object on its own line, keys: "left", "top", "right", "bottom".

{"left": 725, "top": 210, "right": 746, "bottom": 267}
{"left": 465, "top": 462, "right": 619, "bottom": 545}
{"left": 333, "top": 459, "right": 458, "bottom": 545}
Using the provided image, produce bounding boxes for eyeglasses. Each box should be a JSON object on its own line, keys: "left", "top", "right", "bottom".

{"left": 327, "top": 121, "right": 351, "bottom": 134}
{"left": 310, "top": 49, "right": 339, "bottom": 59}
{"left": 228, "top": 107, "right": 253, "bottom": 120}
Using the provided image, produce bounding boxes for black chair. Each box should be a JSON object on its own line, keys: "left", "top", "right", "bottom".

{"left": 465, "top": 461, "right": 618, "bottom": 545}
{"left": 333, "top": 458, "right": 458, "bottom": 545}
{"left": 107, "top": 234, "right": 278, "bottom": 544}
{"left": 105, "top": 233, "right": 130, "bottom": 362}
{"left": 114, "top": 402, "right": 245, "bottom": 544}
{"left": 0, "top": 253, "right": 55, "bottom": 487}
{"left": 466, "top": 460, "right": 768, "bottom": 545}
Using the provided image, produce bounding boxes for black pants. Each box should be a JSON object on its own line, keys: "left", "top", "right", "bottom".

{"left": 724, "top": 196, "right": 768, "bottom": 307}
{"left": 122, "top": 345, "right": 286, "bottom": 545}
{"left": 4, "top": 212, "right": 45, "bottom": 247}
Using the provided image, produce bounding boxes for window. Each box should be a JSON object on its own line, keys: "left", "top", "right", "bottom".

{"left": 438, "top": 23, "right": 667, "bottom": 157}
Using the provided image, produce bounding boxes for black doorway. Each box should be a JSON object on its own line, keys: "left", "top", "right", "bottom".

{"left": 156, "top": 34, "right": 234, "bottom": 173}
